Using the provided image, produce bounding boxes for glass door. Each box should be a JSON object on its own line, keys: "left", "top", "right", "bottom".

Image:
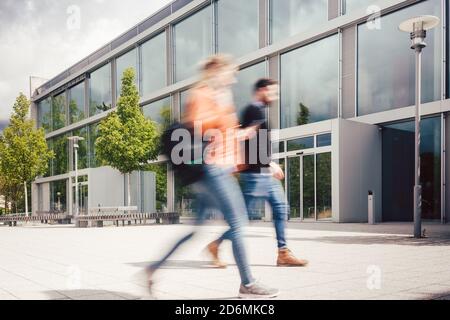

{"left": 286, "top": 152, "right": 332, "bottom": 221}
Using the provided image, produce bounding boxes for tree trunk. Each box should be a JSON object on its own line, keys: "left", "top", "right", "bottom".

{"left": 24, "top": 181, "right": 28, "bottom": 217}
{"left": 127, "top": 173, "right": 131, "bottom": 207}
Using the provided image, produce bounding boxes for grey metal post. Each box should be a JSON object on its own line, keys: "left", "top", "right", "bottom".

{"left": 414, "top": 44, "right": 423, "bottom": 238}
{"left": 75, "top": 144, "right": 79, "bottom": 218}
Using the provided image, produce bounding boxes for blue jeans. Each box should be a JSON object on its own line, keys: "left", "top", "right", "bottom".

{"left": 218, "top": 173, "right": 289, "bottom": 249}
{"left": 149, "top": 165, "right": 255, "bottom": 286}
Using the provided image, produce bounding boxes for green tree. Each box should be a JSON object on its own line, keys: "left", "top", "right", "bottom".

{"left": 0, "top": 93, "right": 54, "bottom": 215}
{"left": 95, "top": 68, "right": 159, "bottom": 206}
{"left": 297, "top": 103, "right": 310, "bottom": 126}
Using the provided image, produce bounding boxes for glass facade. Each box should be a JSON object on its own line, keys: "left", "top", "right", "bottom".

{"left": 382, "top": 117, "right": 442, "bottom": 221}
{"left": 71, "top": 127, "right": 88, "bottom": 170}
{"left": 38, "top": 97, "right": 52, "bottom": 133}
{"left": 68, "top": 82, "right": 85, "bottom": 125}
{"left": 316, "top": 152, "right": 332, "bottom": 219}
{"left": 141, "top": 32, "right": 167, "bottom": 96}
{"left": 89, "top": 63, "right": 112, "bottom": 117}
{"left": 217, "top": 0, "right": 259, "bottom": 58}
{"left": 344, "top": 0, "right": 377, "bottom": 14}
{"left": 270, "top": 0, "right": 328, "bottom": 43}
{"left": 233, "top": 63, "right": 266, "bottom": 119}
{"left": 146, "top": 163, "right": 168, "bottom": 212}
{"left": 174, "top": 6, "right": 213, "bottom": 82}
{"left": 281, "top": 35, "right": 339, "bottom": 129}
{"left": 317, "top": 133, "right": 332, "bottom": 147}
{"left": 358, "top": 0, "right": 441, "bottom": 116}
{"left": 175, "top": 175, "right": 196, "bottom": 217}
{"left": 50, "top": 180, "right": 67, "bottom": 213}
{"left": 116, "top": 48, "right": 138, "bottom": 97}
{"left": 142, "top": 97, "right": 172, "bottom": 130}
{"left": 52, "top": 134, "right": 69, "bottom": 176}
{"left": 52, "top": 93, "right": 66, "bottom": 131}
{"left": 88, "top": 122, "right": 101, "bottom": 168}
{"left": 287, "top": 136, "right": 315, "bottom": 152}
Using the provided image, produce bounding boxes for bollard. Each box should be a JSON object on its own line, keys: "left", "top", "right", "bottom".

{"left": 368, "top": 191, "right": 375, "bottom": 225}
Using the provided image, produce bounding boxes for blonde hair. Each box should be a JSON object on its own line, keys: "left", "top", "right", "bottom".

{"left": 199, "top": 54, "right": 238, "bottom": 83}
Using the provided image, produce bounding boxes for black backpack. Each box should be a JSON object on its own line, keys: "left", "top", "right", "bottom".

{"left": 161, "top": 121, "right": 207, "bottom": 187}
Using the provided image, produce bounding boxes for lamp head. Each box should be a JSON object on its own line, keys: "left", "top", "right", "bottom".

{"left": 399, "top": 15, "right": 440, "bottom": 50}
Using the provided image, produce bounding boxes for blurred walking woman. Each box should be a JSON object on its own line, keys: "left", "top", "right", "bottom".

{"left": 147, "top": 55, "right": 279, "bottom": 299}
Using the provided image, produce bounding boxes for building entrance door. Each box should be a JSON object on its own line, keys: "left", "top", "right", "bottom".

{"left": 72, "top": 177, "right": 88, "bottom": 216}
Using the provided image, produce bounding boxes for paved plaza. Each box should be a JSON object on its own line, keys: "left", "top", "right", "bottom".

{"left": 0, "top": 220, "right": 450, "bottom": 300}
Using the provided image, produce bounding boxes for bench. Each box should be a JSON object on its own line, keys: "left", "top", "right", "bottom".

{"left": 0, "top": 213, "right": 71, "bottom": 226}
{"left": 76, "top": 207, "right": 180, "bottom": 228}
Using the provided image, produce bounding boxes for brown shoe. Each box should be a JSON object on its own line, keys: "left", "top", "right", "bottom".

{"left": 277, "top": 248, "right": 309, "bottom": 267}
{"left": 206, "top": 240, "right": 227, "bottom": 268}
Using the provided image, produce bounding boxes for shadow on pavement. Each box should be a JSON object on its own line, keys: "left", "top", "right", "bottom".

{"left": 287, "top": 235, "right": 450, "bottom": 247}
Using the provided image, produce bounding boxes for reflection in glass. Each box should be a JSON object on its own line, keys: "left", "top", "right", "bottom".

{"left": 180, "top": 90, "right": 190, "bottom": 118}
{"left": 281, "top": 35, "right": 339, "bottom": 129}
{"left": 88, "top": 123, "right": 101, "bottom": 168}
{"left": 217, "top": 0, "right": 259, "bottom": 57}
{"left": 116, "top": 48, "right": 138, "bottom": 97}
{"left": 50, "top": 180, "right": 67, "bottom": 213}
{"left": 174, "top": 6, "right": 212, "bottom": 82}
{"left": 38, "top": 98, "right": 52, "bottom": 133}
{"left": 89, "top": 64, "right": 112, "bottom": 117}
{"left": 317, "top": 133, "right": 332, "bottom": 147}
{"left": 344, "top": 0, "right": 377, "bottom": 14}
{"left": 53, "top": 134, "right": 68, "bottom": 176}
{"left": 302, "top": 155, "right": 315, "bottom": 219}
{"left": 382, "top": 117, "right": 441, "bottom": 221}
{"left": 52, "top": 93, "right": 66, "bottom": 131}
{"left": 358, "top": 0, "right": 441, "bottom": 116}
{"left": 233, "top": 63, "right": 266, "bottom": 119}
{"left": 45, "top": 139, "right": 53, "bottom": 177}
{"left": 271, "top": 0, "right": 328, "bottom": 43}
{"left": 141, "top": 32, "right": 167, "bottom": 96}
{"left": 142, "top": 97, "right": 172, "bottom": 131}
{"left": 146, "top": 163, "right": 168, "bottom": 212}
{"left": 316, "top": 152, "right": 332, "bottom": 219}
{"left": 68, "top": 82, "right": 85, "bottom": 125}
{"left": 71, "top": 127, "right": 88, "bottom": 170}
{"left": 175, "top": 174, "right": 196, "bottom": 217}
{"left": 287, "top": 136, "right": 314, "bottom": 152}
{"left": 288, "top": 157, "right": 300, "bottom": 218}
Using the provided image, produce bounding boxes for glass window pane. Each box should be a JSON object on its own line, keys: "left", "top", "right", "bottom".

{"left": 141, "top": 32, "right": 167, "bottom": 96}
{"left": 52, "top": 93, "right": 66, "bottom": 131}
{"left": 303, "top": 155, "right": 315, "bottom": 219}
{"left": 272, "top": 141, "right": 285, "bottom": 154}
{"left": 180, "top": 90, "right": 190, "bottom": 117}
{"left": 142, "top": 97, "right": 172, "bottom": 131}
{"left": 316, "top": 152, "right": 332, "bottom": 219}
{"left": 174, "top": 6, "right": 213, "bottom": 82}
{"left": 50, "top": 180, "right": 67, "bottom": 213}
{"left": 88, "top": 123, "right": 101, "bottom": 168}
{"left": 38, "top": 97, "right": 52, "bottom": 133}
{"left": 68, "top": 82, "right": 85, "bottom": 125}
{"left": 317, "top": 133, "right": 332, "bottom": 147}
{"left": 116, "top": 48, "right": 138, "bottom": 98}
{"left": 281, "top": 35, "right": 339, "bottom": 129}
{"left": 344, "top": 0, "right": 377, "bottom": 14}
{"left": 89, "top": 64, "right": 112, "bottom": 117}
{"left": 175, "top": 175, "right": 196, "bottom": 217}
{"left": 217, "top": 0, "right": 259, "bottom": 57}
{"left": 287, "top": 136, "right": 314, "bottom": 152}
{"left": 53, "top": 134, "right": 68, "bottom": 175}
{"left": 382, "top": 117, "right": 441, "bottom": 221}
{"left": 288, "top": 157, "right": 300, "bottom": 218}
{"left": 233, "top": 63, "right": 266, "bottom": 119}
{"left": 146, "top": 163, "right": 168, "bottom": 212}
{"left": 45, "top": 139, "right": 53, "bottom": 177}
{"left": 358, "top": 0, "right": 441, "bottom": 116}
{"left": 271, "top": 0, "right": 328, "bottom": 44}
{"left": 71, "top": 127, "right": 88, "bottom": 170}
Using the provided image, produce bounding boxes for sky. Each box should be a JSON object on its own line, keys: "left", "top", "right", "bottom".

{"left": 0, "top": 0, "right": 172, "bottom": 131}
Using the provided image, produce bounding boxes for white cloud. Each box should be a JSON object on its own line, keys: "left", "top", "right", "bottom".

{"left": 0, "top": 0, "right": 172, "bottom": 122}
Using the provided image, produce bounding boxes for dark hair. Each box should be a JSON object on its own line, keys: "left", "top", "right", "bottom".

{"left": 254, "top": 78, "right": 277, "bottom": 92}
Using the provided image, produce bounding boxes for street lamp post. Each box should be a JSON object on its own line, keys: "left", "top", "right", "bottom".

{"left": 399, "top": 15, "right": 440, "bottom": 238}
{"left": 68, "top": 136, "right": 85, "bottom": 219}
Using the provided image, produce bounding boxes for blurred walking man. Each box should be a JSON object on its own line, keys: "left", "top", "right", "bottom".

{"left": 207, "top": 78, "right": 309, "bottom": 268}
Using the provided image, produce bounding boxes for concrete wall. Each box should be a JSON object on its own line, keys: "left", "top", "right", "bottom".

{"left": 337, "top": 119, "right": 382, "bottom": 223}
{"left": 88, "top": 166, "right": 124, "bottom": 210}
{"left": 142, "top": 172, "right": 157, "bottom": 213}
